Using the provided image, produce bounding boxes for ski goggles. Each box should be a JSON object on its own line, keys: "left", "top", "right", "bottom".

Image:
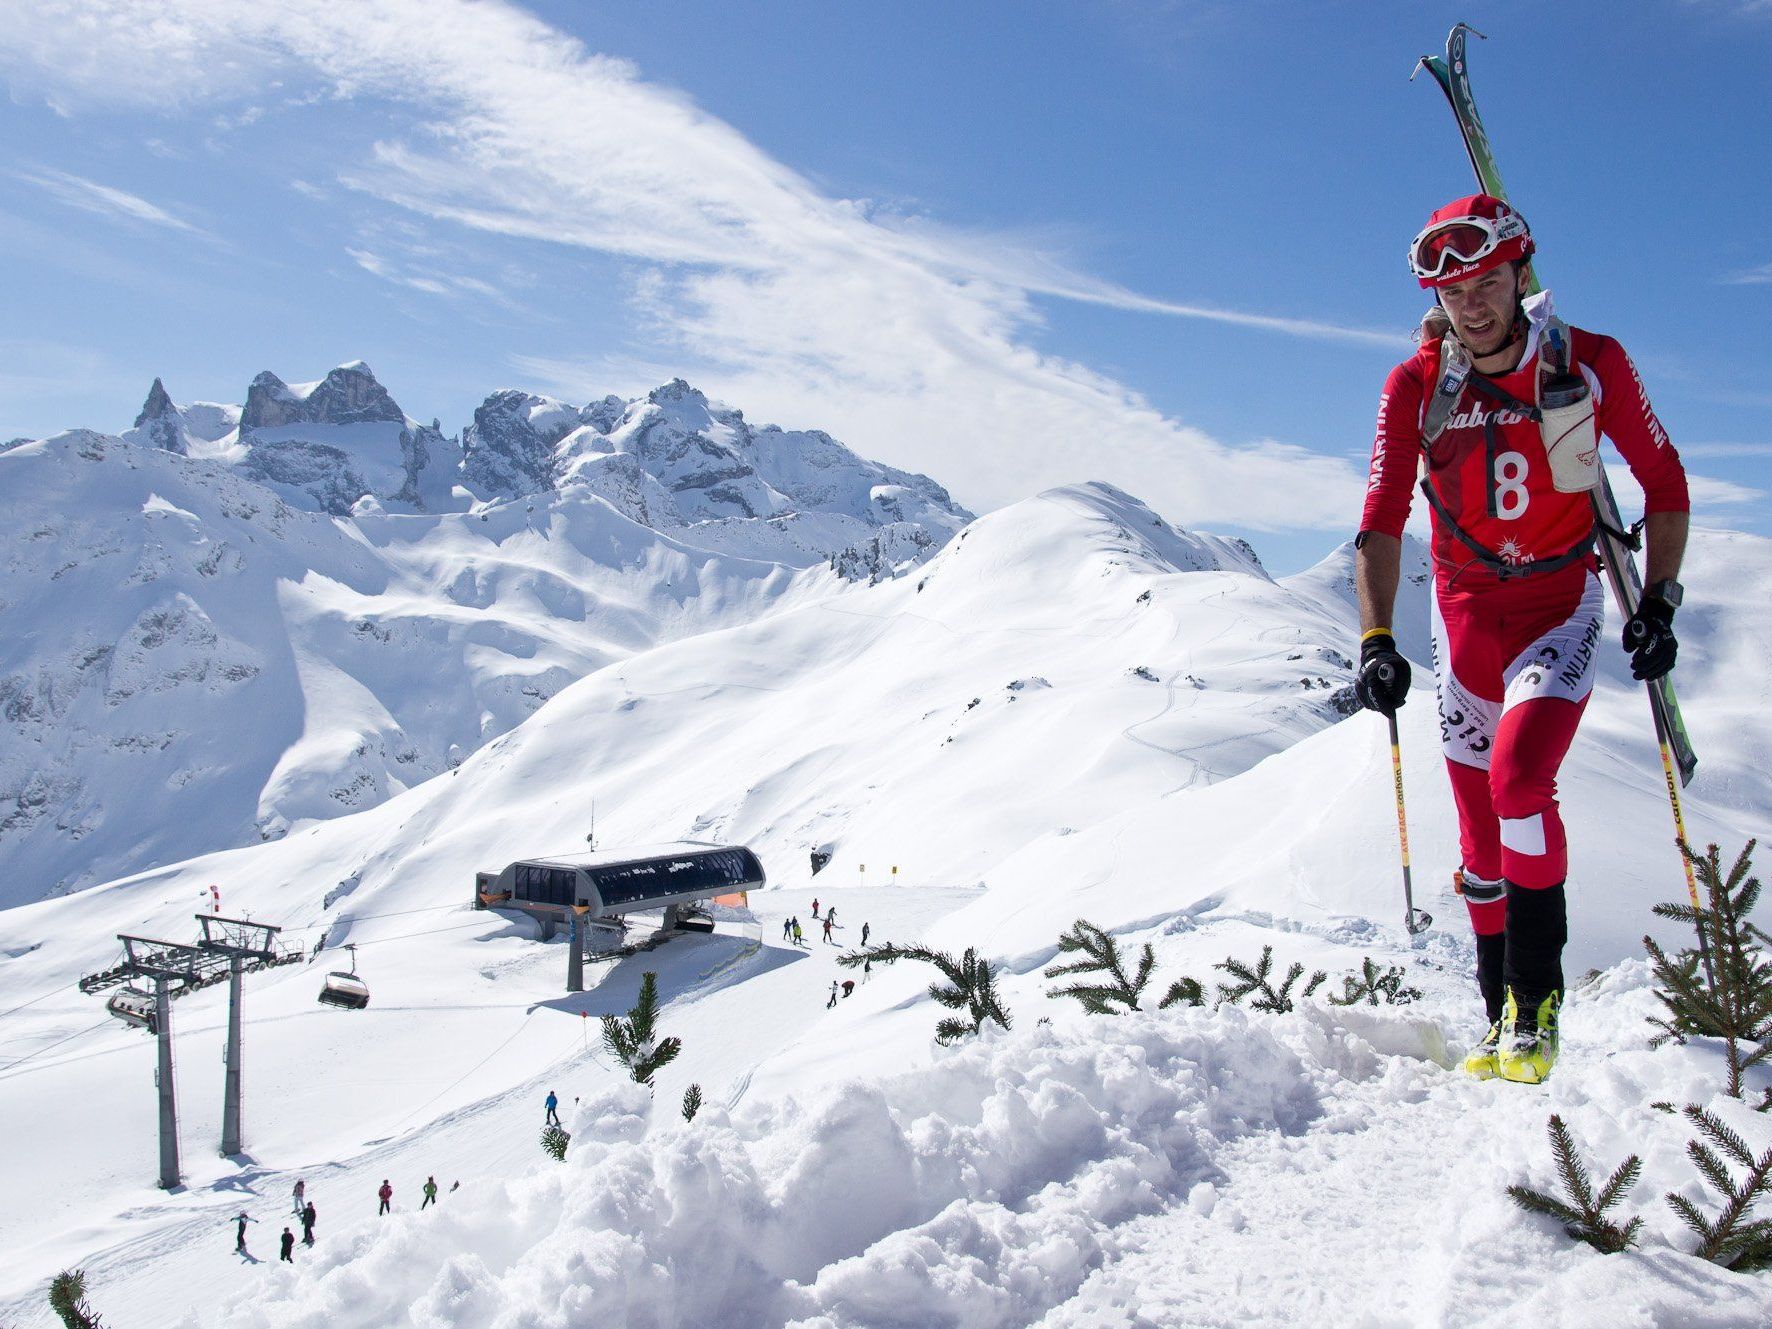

{"left": 1407, "top": 212, "right": 1529, "bottom": 282}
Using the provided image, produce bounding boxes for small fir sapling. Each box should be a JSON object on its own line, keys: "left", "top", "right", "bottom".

{"left": 681, "top": 1083, "right": 703, "bottom": 1123}
{"left": 1667, "top": 1104, "right": 1772, "bottom": 1271}
{"left": 1643, "top": 840, "right": 1772, "bottom": 1104}
{"left": 840, "top": 944, "right": 1011, "bottom": 1043}
{"left": 540, "top": 1124, "right": 571, "bottom": 1161}
{"left": 601, "top": 971, "right": 683, "bottom": 1086}
{"left": 1506, "top": 1115, "right": 1643, "bottom": 1254}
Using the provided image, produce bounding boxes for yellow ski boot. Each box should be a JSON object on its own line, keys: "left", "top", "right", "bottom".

{"left": 1497, "top": 989, "right": 1561, "bottom": 1084}
{"left": 1461, "top": 1022, "right": 1503, "bottom": 1079}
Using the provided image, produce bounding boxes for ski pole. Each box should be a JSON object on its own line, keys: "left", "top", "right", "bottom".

{"left": 1379, "top": 671, "right": 1432, "bottom": 936}
{"left": 1626, "top": 620, "right": 1715, "bottom": 984}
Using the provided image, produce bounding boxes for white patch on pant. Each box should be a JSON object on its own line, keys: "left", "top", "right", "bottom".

{"left": 1432, "top": 583, "right": 1500, "bottom": 769}
{"left": 1503, "top": 572, "right": 1605, "bottom": 712}
{"left": 1500, "top": 813, "right": 1547, "bottom": 857}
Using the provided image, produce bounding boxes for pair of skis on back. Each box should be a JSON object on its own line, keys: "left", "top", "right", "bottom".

{"left": 1388, "top": 25, "right": 1702, "bottom": 939}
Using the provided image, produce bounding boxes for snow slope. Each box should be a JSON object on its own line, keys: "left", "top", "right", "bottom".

{"left": 0, "top": 488, "right": 1768, "bottom": 1326}
{"left": 1, "top": 371, "right": 970, "bottom": 901}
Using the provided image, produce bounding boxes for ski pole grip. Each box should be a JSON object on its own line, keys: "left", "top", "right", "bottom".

{"left": 1625, "top": 617, "right": 1648, "bottom": 646}
{"left": 1375, "top": 661, "right": 1397, "bottom": 684}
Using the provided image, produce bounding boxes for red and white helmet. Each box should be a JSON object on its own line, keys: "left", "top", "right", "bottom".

{"left": 1408, "top": 193, "right": 1535, "bottom": 289}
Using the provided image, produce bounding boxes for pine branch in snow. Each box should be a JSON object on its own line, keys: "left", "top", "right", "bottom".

{"left": 1158, "top": 976, "right": 1205, "bottom": 1009}
{"left": 1328, "top": 958, "right": 1423, "bottom": 1007}
{"left": 48, "top": 1270, "right": 105, "bottom": 1329}
{"left": 934, "top": 1017, "right": 972, "bottom": 1043}
{"left": 1043, "top": 919, "right": 1154, "bottom": 1014}
{"left": 1667, "top": 1104, "right": 1772, "bottom": 1269}
{"left": 1506, "top": 1115, "right": 1643, "bottom": 1254}
{"left": 1214, "top": 946, "right": 1327, "bottom": 1014}
{"left": 681, "top": 1083, "right": 703, "bottom": 1123}
{"left": 540, "top": 1124, "right": 570, "bottom": 1161}
{"left": 842, "top": 943, "right": 1011, "bottom": 1043}
{"left": 1644, "top": 840, "right": 1772, "bottom": 1101}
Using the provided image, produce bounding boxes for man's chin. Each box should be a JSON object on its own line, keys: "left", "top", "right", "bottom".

{"left": 1458, "top": 325, "right": 1511, "bottom": 358}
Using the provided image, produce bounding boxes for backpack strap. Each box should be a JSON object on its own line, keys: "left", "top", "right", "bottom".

{"left": 1420, "top": 333, "right": 1473, "bottom": 447}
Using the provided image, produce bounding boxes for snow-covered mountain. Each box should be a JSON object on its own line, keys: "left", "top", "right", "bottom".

{"left": 1, "top": 468, "right": 1768, "bottom": 1326}
{"left": 0, "top": 367, "right": 971, "bottom": 901}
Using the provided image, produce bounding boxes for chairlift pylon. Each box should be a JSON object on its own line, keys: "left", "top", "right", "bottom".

{"left": 317, "top": 943, "right": 370, "bottom": 1010}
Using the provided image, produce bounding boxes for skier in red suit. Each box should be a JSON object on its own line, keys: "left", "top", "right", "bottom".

{"left": 1354, "top": 194, "right": 1690, "bottom": 1082}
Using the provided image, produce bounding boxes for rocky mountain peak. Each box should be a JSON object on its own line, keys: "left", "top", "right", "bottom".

{"left": 647, "top": 378, "right": 706, "bottom": 407}
{"left": 128, "top": 377, "right": 187, "bottom": 455}
{"left": 134, "top": 378, "right": 177, "bottom": 429}
{"left": 241, "top": 361, "right": 404, "bottom": 432}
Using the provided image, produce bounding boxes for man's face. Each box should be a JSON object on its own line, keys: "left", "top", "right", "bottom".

{"left": 1438, "top": 264, "right": 1526, "bottom": 357}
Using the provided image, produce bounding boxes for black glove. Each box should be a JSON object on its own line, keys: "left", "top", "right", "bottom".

{"left": 1355, "top": 631, "right": 1411, "bottom": 715}
{"left": 1623, "top": 596, "right": 1678, "bottom": 681}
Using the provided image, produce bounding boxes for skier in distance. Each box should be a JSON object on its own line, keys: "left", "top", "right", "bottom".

{"left": 301, "top": 1200, "right": 316, "bottom": 1245}
{"left": 422, "top": 1175, "right": 439, "bottom": 1209}
{"left": 291, "top": 1177, "right": 305, "bottom": 1216}
{"left": 233, "top": 1211, "right": 256, "bottom": 1254}
{"left": 545, "top": 1090, "right": 560, "bottom": 1126}
{"left": 378, "top": 1179, "right": 393, "bottom": 1215}
{"left": 1355, "top": 193, "right": 1689, "bottom": 1085}
{"left": 280, "top": 1227, "right": 295, "bottom": 1262}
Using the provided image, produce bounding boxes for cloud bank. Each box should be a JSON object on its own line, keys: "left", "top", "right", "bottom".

{"left": 1, "top": 0, "right": 1397, "bottom": 529}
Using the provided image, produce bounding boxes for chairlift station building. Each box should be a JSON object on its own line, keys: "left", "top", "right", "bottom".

{"left": 474, "top": 841, "right": 765, "bottom": 990}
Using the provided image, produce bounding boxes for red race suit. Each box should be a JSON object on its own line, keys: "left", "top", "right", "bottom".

{"left": 1359, "top": 312, "right": 1688, "bottom": 935}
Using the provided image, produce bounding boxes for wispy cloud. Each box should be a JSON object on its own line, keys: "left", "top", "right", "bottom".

{"left": 1720, "top": 262, "right": 1772, "bottom": 285}
{"left": 1676, "top": 441, "right": 1772, "bottom": 461}
{"left": 346, "top": 247, "right": 451, "bottom": 296}
{"left": 1606, "top": 462, "right": 1764, "bottom": 523}
{"left": 1686, "top": 474, "right": 1766, "bottom": 508}
{"left": 344, "top": 238, "right": 530, "bottom": 312}
{"left": 0, "top": 0, "right": 1378, "bottom": 529}
{"left": 17, "top": 166, "right": 211, "bottom": 238}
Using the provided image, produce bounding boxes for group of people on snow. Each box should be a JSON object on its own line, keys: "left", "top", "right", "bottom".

{"left": 235, "top": 1172, "right": 449, "bottom": 1259}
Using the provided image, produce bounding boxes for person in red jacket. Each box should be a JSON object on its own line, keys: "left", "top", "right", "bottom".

{"left": 1354, "top": 193, "right": 1689, "bottom": 1084}
{"left": 377, "top": 1179, "right": 393, "bottom": 1215}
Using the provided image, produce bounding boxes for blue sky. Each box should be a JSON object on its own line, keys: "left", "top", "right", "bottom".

{"left": 1, "top": 1, "right": 1767, "bottom": 573}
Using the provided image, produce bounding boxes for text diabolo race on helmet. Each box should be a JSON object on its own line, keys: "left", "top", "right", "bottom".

{"left": 1409, "top": 193, "right": 1535, "bottom": 288}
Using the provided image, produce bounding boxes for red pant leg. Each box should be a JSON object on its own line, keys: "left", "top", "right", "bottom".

{"left": 1489, "top": 570, "right": 1604, "bottom": 890}
{"left": 1431, "top": 582, "right": 1506, "bottom": 935}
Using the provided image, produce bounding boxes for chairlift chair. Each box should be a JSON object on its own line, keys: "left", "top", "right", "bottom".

{"left": 317, "top": 944, "right": 370, "bottom": 1010}
{"left": 105, "top": 986, "right": 158, "bottom": 1033}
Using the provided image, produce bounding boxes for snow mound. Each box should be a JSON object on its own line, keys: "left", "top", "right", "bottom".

{"left": 215, "top": 1007, "right": 1324, "bottom": 1328}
